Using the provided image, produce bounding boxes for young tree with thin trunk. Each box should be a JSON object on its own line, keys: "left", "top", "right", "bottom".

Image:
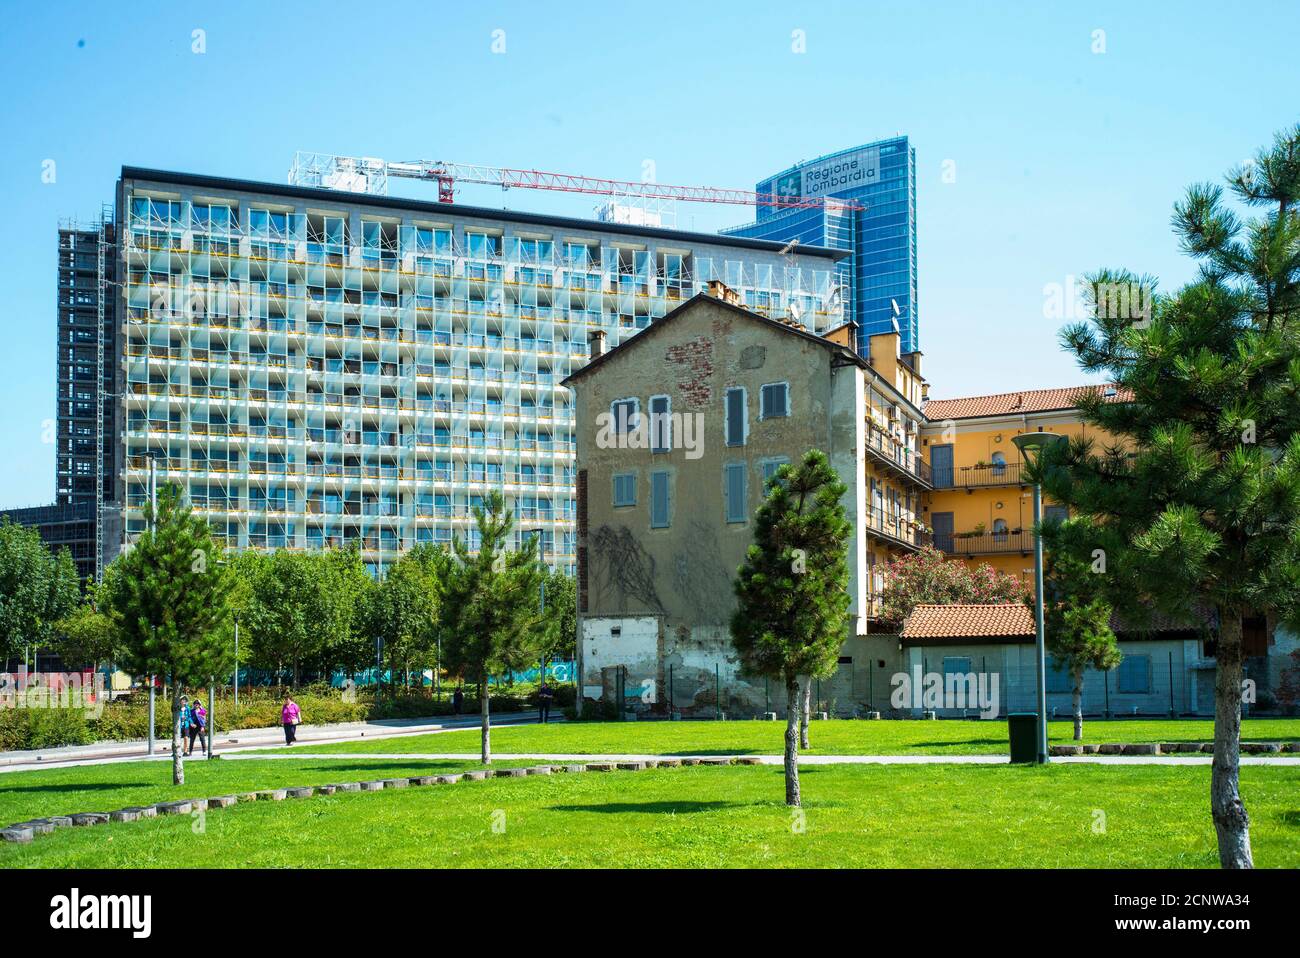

{"left": 441, "top": 493, "right": 546, "bottom": 764}
{"left": 103, "top": 485, "right": 234, "bottom": 785}
{"left": 732, "top": 450, "right": 851, "bottom": 806}
{"left": 0, "top": 519, "right": 81, "bottom": 662}
{"left": 1038, "top": 125, "right": 1300, "bottom": 868}
{"left": 1038, "top": 532, "right": 1120, "bottom": 741}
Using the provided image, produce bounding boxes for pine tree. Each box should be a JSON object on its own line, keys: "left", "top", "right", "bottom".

{"left": 103, "top": 485, "right": 235, "bottom": 785}
{"left": 1038, "top": 522, "right": 1120, "bottom": 741}
{"left": 441, "top": 492, "right": 546, "bottom": 764}
{"left": 1038, "top": 125, "right": 1300, "bottom": 867}
{"left": 731, "top": 450, "right": 852, "bottom": 806}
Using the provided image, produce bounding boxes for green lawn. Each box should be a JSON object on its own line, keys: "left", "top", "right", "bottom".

{"left": 0, "top": 757, "right": 535, "bottom": 826}
{"left": 255, "top": 717, "right": 1300, "bottom": 757}
{"left": 4, "top": 763, "right": 1298, "bottom": 868}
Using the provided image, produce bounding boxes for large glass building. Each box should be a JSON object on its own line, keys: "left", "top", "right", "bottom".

{"left": 93, "top": 167, "right": 847, "bottom": 576}
{"left": 725, "top": 136, "right": 919, "bottom": 355}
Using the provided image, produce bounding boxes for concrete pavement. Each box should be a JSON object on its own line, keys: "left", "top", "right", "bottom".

{"left": 211, "top": 751, "right": 1300, "bottom": 766}
{"left": 0, "top": 711, "right": 553, "bottom": 773}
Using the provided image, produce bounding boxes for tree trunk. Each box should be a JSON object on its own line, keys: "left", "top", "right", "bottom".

{"left": 1212, "top": 611, "right": 1252, "bottom": 868}
{"left": 784, "top": 674, "right": 801, "bottom": 807}
{"left": 170, "top": 676, "right": 184, "bottom": 786}
{"left": 1071, "top": 671, "right": 1084, "bottom": 741}
{"left": 800, "top": 676, "right": 812, "bottom": 749}
{"left": 480, "top": 677, "right": 491, "bottom": 765}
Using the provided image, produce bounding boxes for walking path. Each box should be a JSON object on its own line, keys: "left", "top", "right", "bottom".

{"left": 211, "top": 751, "right": 1300, "bottom": 767}
{"left": 0, "top": 712, "right": 552, "bottom": 774}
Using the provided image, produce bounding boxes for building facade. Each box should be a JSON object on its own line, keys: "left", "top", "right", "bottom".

{"left": 919, "top": 386, "right": 1123, "bottom": 580}
{"left": 565, "top": 289, "right": 929, "bottom": 716}
{"left": 105, "top": 168, "right": 847, "bottom": 575}
{"left": 726, "top": 137, "right": 919, "bottom": 355}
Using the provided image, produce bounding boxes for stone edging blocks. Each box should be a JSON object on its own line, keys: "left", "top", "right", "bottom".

{"left": 12, "top": 746, "right": 1297, "bottom": 847}
{"left": 1048, "top": 741, "right": 1299, "bottom": 757}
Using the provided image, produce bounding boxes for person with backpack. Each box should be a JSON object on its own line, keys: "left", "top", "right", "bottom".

{"left": 281, "top": 695, "right": 301, "bottom": 745}
{"left": 187, "top": 698, "right": 208, "bottom": 756}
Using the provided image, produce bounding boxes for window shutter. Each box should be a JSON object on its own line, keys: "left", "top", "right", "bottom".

{"left": 650, "top": 471, "right": 670, "bottom": 528}
{"left": 726, "top": 388, "right": 745, "bottom": 446}
{"left": 725, "top": 463, "right": 747, "bottom": 523}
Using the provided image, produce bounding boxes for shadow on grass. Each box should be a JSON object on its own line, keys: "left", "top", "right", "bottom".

{"left": 300, "top": 761, "right": 474, "bottom": 774}
{"left": 911, "top": 739, "right": 1007, "bottom": 748}
{"left": 0, "top": 782, "right": 153, "bottom": 794}
{"left": 662, "top": 749, "right": 761, "bottom": 756}
{"left": 550, "top": 800, "right": 742, "bottom": 814}
{"left": 1280, "top": 810, "right": 1300, "bottom": 828}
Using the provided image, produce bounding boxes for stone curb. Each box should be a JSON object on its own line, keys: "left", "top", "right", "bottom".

{"left": 70, "top": 812, "right": 110, "bottom": 826}
{"left": 1, "top": 827, "right": 34, "bottom": 844}
{"left": 359, "top": 781, "right": 385, "bottom": 791}
{"left": 286, "top": 787, "right": 315, "bottom": 799}
{"left": 381, "top": 778, "right": 409, "bottom": 789}
{"left": 409, "top": 776, "right": 438, "bottom": 786}
{"left": 435, "top": 774, "right": 462, "bottom": 784}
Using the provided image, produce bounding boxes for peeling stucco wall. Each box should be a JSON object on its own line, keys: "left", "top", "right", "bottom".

{"left": 570, "top": 298, "right": 869, "bottom": 716}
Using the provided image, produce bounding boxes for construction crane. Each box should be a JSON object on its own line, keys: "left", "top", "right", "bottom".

{"left": 288, "top": 151, "right": 865, "bottom": 215}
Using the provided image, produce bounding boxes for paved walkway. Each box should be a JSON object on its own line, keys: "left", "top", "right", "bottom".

{"left": 0, "top": 712, "right": 552, "bottom": 774}
{"left": 212, "top": 751, "right": 1300, "bottom": 767}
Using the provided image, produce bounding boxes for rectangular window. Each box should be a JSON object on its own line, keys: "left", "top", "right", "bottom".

{"left": 649, "top": 395, "right": 671, "bottom": 453}
{"left": 610, "top": 398, "right": 640, "bottom": 435}
{"left": 1046, "top": 658, "right": 1073, "bottom": 693}
{"left": 725, "top": 387, "right": 747, "bottom": 447}
{"left": 725, "top": 462, "right": 748, "bottom": 523}
{"left": 760, "top": 382, "right": 790, "bottom": 419}
{"left": 761, "top": 457, "right": 791, "bottom": 486}
{"left": 941, "top": 655, "right": 972, "bottom": 675}
{"left": 1117, "top": 654, "right": 1151, "bottom": 694}
{"left": 650, "top": 471, "right": 670, "bottom": 528}
{"left": 613, "top": 472, "right": 636, "bottom": 507}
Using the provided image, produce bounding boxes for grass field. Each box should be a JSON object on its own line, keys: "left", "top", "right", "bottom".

{"left": 255, "top": 717, "right": 1300, "bottom": 757}
{"left": 4, "top": 763, "right": 1298, "bottom": 868}
{"left": 0, "top": 757, "right": 536, "bottom": 826}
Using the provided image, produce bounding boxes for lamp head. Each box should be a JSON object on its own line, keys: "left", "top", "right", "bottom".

{"left": 1012, "top": 431, "right": 1065, "bottom": 466}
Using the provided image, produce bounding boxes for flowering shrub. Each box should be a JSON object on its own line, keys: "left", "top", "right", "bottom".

{"left": 878, "top": 546, "right": 1028, "bottom": 624}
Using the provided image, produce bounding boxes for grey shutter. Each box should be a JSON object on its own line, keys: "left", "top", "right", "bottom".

{"left": 726, "top": 388, "right": 745, "bottom": 446}
{"left": 650, "top": 471, "right": 670, "bottom": 528}
{"left": 725, "top": 463, "right": 747, "bottom": 523}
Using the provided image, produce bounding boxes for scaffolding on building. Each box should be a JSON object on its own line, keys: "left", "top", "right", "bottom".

{"left": 114, "top": 192, "right": 847, "bottom": 574}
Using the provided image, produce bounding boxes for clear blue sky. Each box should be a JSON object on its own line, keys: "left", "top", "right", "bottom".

{"left": 1, "top": 1, "right": 1296, "bottom": 508}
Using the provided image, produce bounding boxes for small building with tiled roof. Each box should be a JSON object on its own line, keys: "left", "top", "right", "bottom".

{"left": 894, "top": 602, "right": 1223, "bottom": 719}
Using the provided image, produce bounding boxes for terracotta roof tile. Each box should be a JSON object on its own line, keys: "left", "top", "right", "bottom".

{"left": 900, "top": 603, "right": 1034, "bottom": 640}
{"left": 923, "top": 384, "right": 1129, "bottom": 421}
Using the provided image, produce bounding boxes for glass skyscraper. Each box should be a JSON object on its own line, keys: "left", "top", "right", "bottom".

{"left": 725, "top": 136, "right": 918, "bottom": 355}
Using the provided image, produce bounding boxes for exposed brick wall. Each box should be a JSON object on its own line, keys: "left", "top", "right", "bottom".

{"left": 664, "top": 335, "right": 714, "bottom": 408}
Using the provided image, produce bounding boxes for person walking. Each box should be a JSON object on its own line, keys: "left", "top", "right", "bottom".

{"left": 452, "top": 685, "right": 463, "bottom": 716}
{"left": 538, "top": 681, "right": 554, "bottom": 723}
{"left": 281, "top": 694, "right": 301, "bottom": 746}
{"left": 177, "top": 696, "right": 191, "bottom": 752}
{"left": 187, "top": 698, "right": 208, "bottom": 756}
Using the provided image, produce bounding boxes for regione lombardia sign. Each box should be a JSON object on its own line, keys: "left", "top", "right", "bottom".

{"left": 769, "top": 145, "right": 881, "bottom": 203}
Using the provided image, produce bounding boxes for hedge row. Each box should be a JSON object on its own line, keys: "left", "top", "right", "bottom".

{"left": 0, "top": 683, "right": 576, "bottom": 751}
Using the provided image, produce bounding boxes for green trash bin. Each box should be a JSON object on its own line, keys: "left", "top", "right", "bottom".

{"left": 1008, "top": 712, "right": 1038, "bottom": 763}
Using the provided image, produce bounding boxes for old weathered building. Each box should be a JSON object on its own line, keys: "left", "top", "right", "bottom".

{"left": 564, "top": 286, "right": 928, "bottom": 716}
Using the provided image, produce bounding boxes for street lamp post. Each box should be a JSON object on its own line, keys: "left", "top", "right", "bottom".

{"left": 1012, "top": 430, "right": 1066, "bottom": 765}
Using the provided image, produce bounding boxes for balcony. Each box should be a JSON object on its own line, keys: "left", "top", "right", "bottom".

{"left": 931, "top": 461, "right": 1024, "bottom": 489}
{"left": 936, "top": 530, "right": 1034, "bottom": 556}
{"left": 864, "top": 426, "right": 931, "bottom": 488}
{"left": 863, "top": 510, "right": 932, "bottom": 551}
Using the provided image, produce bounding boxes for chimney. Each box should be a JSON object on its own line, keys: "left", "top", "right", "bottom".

{"left": 706, "top": 279, "right": 742, "bottom": 307}
{"left": 587, "top": 329, "right": 607, "bottom": 361}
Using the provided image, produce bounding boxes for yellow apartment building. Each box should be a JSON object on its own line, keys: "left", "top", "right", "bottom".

{"left": 919, "top": 386, "right": 1122, "bottom": 582}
